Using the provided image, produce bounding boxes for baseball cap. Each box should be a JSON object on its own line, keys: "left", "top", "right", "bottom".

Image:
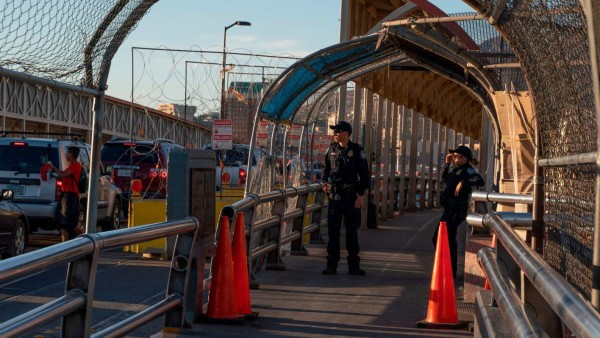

{"left": 449, "top": 145, "right": 473, "bottom": 160}
{"left": 329, "top": 121, "right": 352, "bottom": 134}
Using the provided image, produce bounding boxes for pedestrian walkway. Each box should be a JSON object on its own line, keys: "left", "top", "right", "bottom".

{"left": 162, "top": 209, "right": 474, "bottom": 338}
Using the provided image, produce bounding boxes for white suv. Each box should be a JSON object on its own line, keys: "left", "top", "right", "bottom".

{"left": 203, "top": 144, "right": 266, "bottom": 190}
{"left": 0, "top": 135, "right": 122, "bottom": 232}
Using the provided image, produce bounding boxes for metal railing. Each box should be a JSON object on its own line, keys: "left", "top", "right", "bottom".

{"left": 220, "top": 183, "right": 327, "bottom": 286}
{"left": 0, "top": 217, "right": 200, "bottom": 338}
{"left": 467, "top": 192, "right": 600, "bottom": 337}
{"left": 370, "top": 174, "right": 441, "bottom": 213}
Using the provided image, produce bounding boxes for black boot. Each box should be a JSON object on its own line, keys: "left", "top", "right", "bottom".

{"left": 347, "top": 256, "right": 365, "bottom": 276}
{"left": 322, "top": 267, "right": 337, "bottom": 275}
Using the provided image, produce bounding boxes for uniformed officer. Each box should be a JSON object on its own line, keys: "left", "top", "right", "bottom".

{"left": 433, "top": 145, "right": 485, "bottom": 279}
{"left": 321, "top": 121, "right": 371, "bottom": 275}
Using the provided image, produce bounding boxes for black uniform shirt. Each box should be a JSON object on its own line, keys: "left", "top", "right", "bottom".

{"left": 441, "top": 162, "right": 485, "bottom": 203}
{"left": 322, "top": 141, "right": 371, "bottom": 196}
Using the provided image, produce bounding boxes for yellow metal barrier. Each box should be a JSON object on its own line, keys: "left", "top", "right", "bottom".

{"left": 215, "top": 188, "right": 245, "bottom": 225}
{"left": 303, "top": 192, "right": 316, "bottom": 244}
{"left": 124, "top": 199, "right": 167, "bottom": 257}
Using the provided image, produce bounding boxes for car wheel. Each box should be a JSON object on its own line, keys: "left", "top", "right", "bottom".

{"left": 4, "top": 219, "right": 27, "bottom": 258}
{"left": 102, "top": 201, "right": 122, "bottom": 231}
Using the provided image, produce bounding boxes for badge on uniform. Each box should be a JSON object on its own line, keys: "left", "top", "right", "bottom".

{"left": 347, "top": 150, "right": 353, "bottom": 157}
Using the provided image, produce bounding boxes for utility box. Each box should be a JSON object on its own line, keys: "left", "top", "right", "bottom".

{"left": 165, "top": 149, "right": 216, "bottom": 321}
{"left": 166, "top": 149, "right": 216, "bottom": 241}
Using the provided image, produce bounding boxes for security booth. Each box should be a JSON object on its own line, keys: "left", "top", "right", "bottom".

{"left": 166, "top": 149, "right": 216, "bottom": 321}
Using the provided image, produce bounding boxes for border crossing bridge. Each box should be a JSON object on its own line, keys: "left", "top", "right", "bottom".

{"left": 2, "top": 0, "right": 600, "bottom": 337}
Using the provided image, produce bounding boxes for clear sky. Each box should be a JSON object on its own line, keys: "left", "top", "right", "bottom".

{"left": 106, "top": 1, "right": 474, "bottom": 105}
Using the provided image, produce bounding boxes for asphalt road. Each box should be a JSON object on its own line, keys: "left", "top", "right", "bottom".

{"left": 0, "top": 232, "right": 175, "bottom": 338}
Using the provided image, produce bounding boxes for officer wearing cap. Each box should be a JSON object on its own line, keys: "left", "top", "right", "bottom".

{"left": 434, "top": 145, "right": 484, "bottom": 279}
{"left": 321, "top": 121, "right": 371, "bottom": 276}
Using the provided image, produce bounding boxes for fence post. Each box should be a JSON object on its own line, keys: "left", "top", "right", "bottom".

{"left": 165, "top": 217, "right": 199, "bottom": 326}
{"left": 291, "top": 186, "right": 309, "bottom": 255}
{"left": 266, "top": 190, "right": 286, "bottom": 270}
{"left": 310, "top": 188, "right": 326, "bottom": 243}
{"left": 63, "top": 235, "right": 100, "bottom": 338}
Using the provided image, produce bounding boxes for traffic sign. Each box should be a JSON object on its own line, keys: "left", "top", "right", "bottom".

{"left": 213, "top": 119, "right": 232, "bottom": 150}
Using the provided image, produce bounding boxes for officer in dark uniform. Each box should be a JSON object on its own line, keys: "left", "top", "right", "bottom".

{"left": 321, "top": 121, "right": 371, "bottom": 276}
{"left": 433, "top": 145, "right": 484, "bottom": 279}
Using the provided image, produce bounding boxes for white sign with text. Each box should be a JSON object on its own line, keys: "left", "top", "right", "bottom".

{"left": 212, "top": 119, "right": 232, "bottom": 150}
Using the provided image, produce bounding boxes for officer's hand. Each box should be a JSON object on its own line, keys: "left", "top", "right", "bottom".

{"left": 445, "top": 153, "right": 453, "bottom": 165}
{"left": 354, "top": 195, "right": 364, "bottom": 208}
{"left": 454, "top": 181, "right": 463, "bottom": 196}
{"left": 323, "top": 182, "right": 330, "bottom": 193}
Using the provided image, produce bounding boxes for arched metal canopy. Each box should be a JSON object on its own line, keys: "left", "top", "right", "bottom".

{"left": 257, "top": 33, "right": 410, "bottom": 125}
{"left": 255, "top": 26, "right": 498, "bottom": 141}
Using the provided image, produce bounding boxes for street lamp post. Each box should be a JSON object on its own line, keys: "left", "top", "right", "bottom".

{"left": 220, "top": 20, "right": 251, "bottom": 120}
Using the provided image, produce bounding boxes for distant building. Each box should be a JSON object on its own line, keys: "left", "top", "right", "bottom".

{"left": 156, "top": 103, "right": 196, "bottom": 122}
{"left": 224, "top": 81, "right": 263, "bottom": 144}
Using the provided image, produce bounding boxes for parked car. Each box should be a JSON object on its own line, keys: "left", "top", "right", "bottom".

{"left": 203, "top": 144, "right": 266, "bottom": 190}
{"left": 0, "top": 135, "right": 122, "bottom": 232}
{"left": 101, "top": 137, "right": 184, "bottom": 201}
{"left": 0, "top": 189, "right": 29, "bottom": 258}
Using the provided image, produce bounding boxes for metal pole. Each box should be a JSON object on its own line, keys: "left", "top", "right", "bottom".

{"left": 382, "top": 13, "right": 487, "bottom": 27}
{"left": 583, "top": 0, "right": 600, "bottom": 309}
{"left": 427, "top": 121, "right": 435, "bottom": 208}
{"left": 419, "top": 117, "right": 429, "bottom": 209}
{"left": 375, "top": 96, "right": 384, "bottom": 214}
{"left": 220, "top": 25, "right": 228, "bottom": 120}
{"left": 408, "top": 110, "right": 419, "bottom": 211}
{"left": 388, "top": 103, "right": 398, "bottom": 215}
{"left": 398, "top": 105, "right": 409, "bottom": 214}
{"left": 219, "top": 21, "right": 251, "bottom": 120}
{"left": 282, "top": 126, "right": 289, "bottom": 187}
{"left": 267, "top": 123, "right": 279, "bottom": 191}
{"left": 381, "top": 100, "right": 391, "bottom": 219}
{"left": 363, "top": 89, "right": 374, "bottom": 228}
{"left": 184, "top": 61, "right": 188, "bottom": 122}
{"left": 352, "top": 84, "right": 362, "bottom": 143}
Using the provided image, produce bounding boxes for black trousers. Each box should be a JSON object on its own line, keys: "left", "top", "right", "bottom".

{"left": 57, "top": 192, "right": 79, "bottom": 240}
{"left": 326, "top": 195, "right": 361, "bottom": 270}
{"left": 432, "top": 206, "right": 468, "bottom": 279}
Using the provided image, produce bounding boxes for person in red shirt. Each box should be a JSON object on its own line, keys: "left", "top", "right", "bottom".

{"left": 49, "top": 147, "right": 83, "bottom": 241}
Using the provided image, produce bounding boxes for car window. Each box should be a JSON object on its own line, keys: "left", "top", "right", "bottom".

{"left": 101, "top": 144, "right": 158, "bottom": 165}
{"left": 215, "top": 148, "right": 249, "bottom": 166}
{"left": 159, "top": 143, "right": 183, "bottom": 163}
{"left": 77, "top": 147, "right": 91, "bottom": 172}
{"left": 0, "top": 144, "right": 59, "bottom": 173}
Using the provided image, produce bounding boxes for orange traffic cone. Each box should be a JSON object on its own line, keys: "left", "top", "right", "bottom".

{"left": 232, "top": 212, "right": 258, "bottom": 320}
{"left": 203, "top": 216, "right": 244, "bottom": 324}
{"left": 483, "top": 234, "right": 497, "bottom": 291}
{"left": 417, "top": 222, "right": 468, "bottom": 329}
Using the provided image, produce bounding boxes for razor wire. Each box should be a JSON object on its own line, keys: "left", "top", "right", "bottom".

{"left": 474, "top": 0, "right": 595, "bottom": 298}
{"left": 0, "top": 0, "right": 153, "bottom": 88}
{"left": 131, "top": 46, "right": 299, "bottom": 118}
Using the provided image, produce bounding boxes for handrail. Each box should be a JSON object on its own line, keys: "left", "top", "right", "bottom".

{"left": 467, "top": 212, "right": 532, "bottom": 229}
{"left": 478, "top": 248, "right": 545, "bottom": 338}
{"left": 0, "top": 217, "right": 200, "bottom": 337}
{"left": 480, "top": 212, "right": 600, "bottom": 337}
{"left": 219, "top": 182, "right": 326, "bottom": 285}
{"left": 471, "top": 191, "right": 533, "bottom": 204}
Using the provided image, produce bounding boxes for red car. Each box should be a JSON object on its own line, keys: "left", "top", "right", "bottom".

{"left": 101, "top": 138, "right": 184, "bottom": 202}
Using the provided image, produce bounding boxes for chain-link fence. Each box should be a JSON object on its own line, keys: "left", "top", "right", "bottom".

{"left": 474, "top": 0, "right": 595, "bottom": 297}
{"left": 0, "top": 0, "right": 155, "bottom": 88}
